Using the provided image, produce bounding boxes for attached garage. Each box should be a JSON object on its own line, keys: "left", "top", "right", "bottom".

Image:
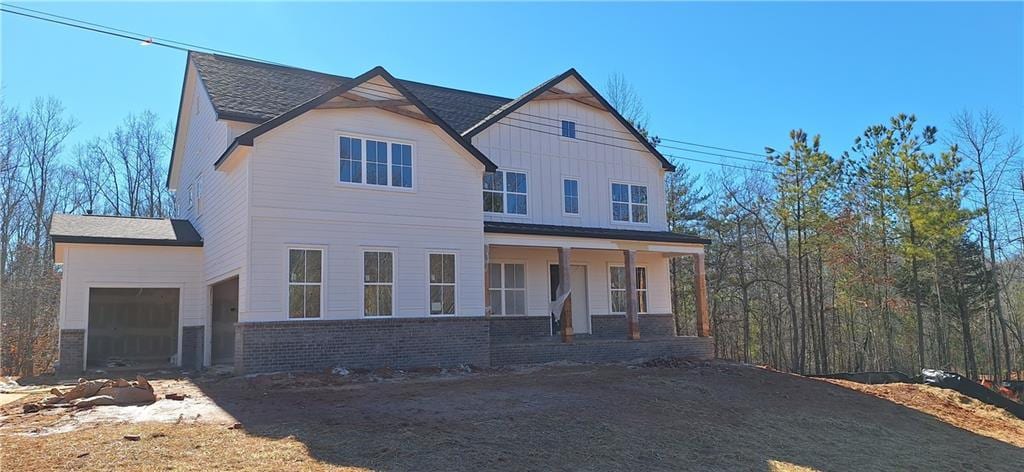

{"left": 87, "top": 288, "right": 180, "bottom": 369}
{"left": 50, "top": 214, "right": 206, "bottom": 374}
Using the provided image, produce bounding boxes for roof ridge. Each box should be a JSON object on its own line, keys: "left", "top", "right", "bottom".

{"left": 57, "top": 213, "right": 171, "bottom": 221}
{"left": 398, "top": 78, "right": 511, "bottom": 101}
{"left": 189, "top": 50, "right": 351, "bottom": 81}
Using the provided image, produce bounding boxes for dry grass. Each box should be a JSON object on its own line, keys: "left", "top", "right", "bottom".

{"left": 2, "top": 362, "right": 1023, "bottom": 471}
{"left": 825, "top": 380, "right": 1024, "bottom": 448}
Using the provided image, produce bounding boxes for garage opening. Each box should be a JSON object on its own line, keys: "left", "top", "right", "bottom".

{"left": 87, "top": 288, "right": 179, "bottom": 369}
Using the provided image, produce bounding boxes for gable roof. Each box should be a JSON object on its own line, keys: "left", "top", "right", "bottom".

{"left": 190, "top": 52, "right": 512, "bottom": 133}
{"left": 211, "top": 65, "right": 497, "bottom": 171}
{"left": 463, "top": 69, "right": 676, "bottom": 171}
{"left": 49, "top": 214, "right": 203, "bottom": 247}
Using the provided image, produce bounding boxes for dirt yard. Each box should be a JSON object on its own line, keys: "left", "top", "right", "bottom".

{"left": 1, "top": 361, "right": 1022, "bottom": 471}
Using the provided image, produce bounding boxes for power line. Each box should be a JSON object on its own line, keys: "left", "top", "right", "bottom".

{"left": 658, "top": 137, "right": 771, "bottom": 159}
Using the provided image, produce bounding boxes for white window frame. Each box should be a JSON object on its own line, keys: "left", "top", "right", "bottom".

{"left": 362, "top": 249, "right": 396, "bottom": 317}
{"left": 487, "top": 261, "right": 527, "bottom": 316}
{"left": 287, "top": 246, "right": 325, "bottom": 319}
{"left": 186, "top": 183, "right": 195, "bottom": 211}
{"left": 562, "top": 177, "right": 581, "bottom": 216}
{"left": 194, "top": 173, "right": 203, "bottom": 216}
{"left": 483, "top": 169, "right": 529, "bottom": 216}
{"left": 610, "top": 181, "right": 649, "bottom": 225}
{"left": 426, "top": 251, "right": 458, "bottom": 316}
{"left": 337, "top": 132, "right": 416, "bottom": 192}
{"left": 608, "top": 264, "right": 648, "bottom": 314}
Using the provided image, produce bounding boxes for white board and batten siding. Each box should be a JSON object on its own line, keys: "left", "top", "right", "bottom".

{"left": 244, "top": 106, "right": 487, "bottom": 322}
{"left": 174, "top": 64, "right": 255, "bottom": 309}
{"left": 472, "top": 76, "right": 668, "bottom": 231}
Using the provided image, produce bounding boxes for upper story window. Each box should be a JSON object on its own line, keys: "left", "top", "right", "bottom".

{"left": 611, "top": 183, "right": 648, "bottom": 224}
{"left": 288, "top": 248, "right": 322, "bottom": 319}
{"left": 339, "top": 135, "right": 413, "bottom": 189}
{"left": 563, "top": 178, "right": 579, "bottom": 215}
{"left": 561, "top": 120, "right": 576, "bottom": 139}
{"left": 483, "top": 170, "right": 527, "bottom": 215}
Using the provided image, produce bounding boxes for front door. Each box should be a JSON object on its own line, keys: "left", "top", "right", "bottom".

{"left": 549, "top": 264, "right": 590, "bottom": 334}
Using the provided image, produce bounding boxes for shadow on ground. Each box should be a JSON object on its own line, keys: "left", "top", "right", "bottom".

{"left": 188, "top": 362, "right": 1024, "bottom": 471}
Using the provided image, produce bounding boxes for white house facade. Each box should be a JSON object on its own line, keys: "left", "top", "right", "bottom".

{"left": 50, "top": 52, "right": 712, "bottom": 375}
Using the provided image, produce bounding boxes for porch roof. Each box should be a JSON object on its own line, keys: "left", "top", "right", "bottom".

{"left": 483, "top": 222, "right": 710, "bottom": 246}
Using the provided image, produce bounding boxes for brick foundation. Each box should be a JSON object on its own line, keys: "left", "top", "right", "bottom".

{"left": 591, "top": 313, "right": 676, "bottom": 338}
{"left": 488, "top": 316, "right": 551, "bottom": 343}
{"left": 181, "top": 326, "right": 205, "bottom": 371}
{"left": 57, "top": 329, "right": 85, "bottom": 376}
{"left": 235, "top": 317, "right": 491, "bottom": 374}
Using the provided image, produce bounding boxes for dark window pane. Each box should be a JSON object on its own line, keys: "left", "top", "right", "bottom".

{"left": 488, "top": 290, "right": 503, "bottom": 315}
{"left": 288, "top": 285, "right": 304, "bottom": 318}
{"left": 611, "top": 291, "right": 626, "bottom": 313}
{"left": 632, "top": 204, "right": 648, "bottom": 223}
{"left": 289, "top": 250, "right": 304, "bottom": 283}
{"left": 379, "top": 286, "right": 393, "bottom": 316}
{"left": 364, "top": 285, "right": 378, "bottom": 316}
{"left": 430, "top": 286, "right": 443, "bottom": 314}
{"left": 483, "top": 171, "right": 503, "bottom": 191}
{"left": 364, "top": 252, "right": 378, "bottom": 282}
{"left": 429, "top": 254, "right": 442, "bottom": 283}
{"left": 613, "top": 202, "right": 630, "bottom": 221}
{"left": 305, "top": 250, "right": 321, "bottom": 283}
{"left": 631, "top": 185, "right": 647, "bottom": 204}
{"left": 636, "top": 267, "right": 647, "bottom": 290}
{"left": 638, "top": 291, "right": 648, "bottom": 314}
{"left": 484, "top": 191, "right": 503, "bottom": 213}
{"left": 305, "top": 286, "right": 321, "bottom": 317}
{"left": 612, "top": 183, "right": 629, "bottom": 203}
{"left": 507, "top": 194, "right": 527, "bottom": 215}
{"left": 442, "top": 286, "right": 455, "bottom": 314}
{"left": 549, "top": 264, "right": 560, "bottom": 302}
{"left": 380, "top": 252, "right": 393, "bottom": 282}
{"left": 442, "top": 254, "right": 455, "bottom": 284}
{"left": 610, "top": 266, "right": 626, "bottom": 290}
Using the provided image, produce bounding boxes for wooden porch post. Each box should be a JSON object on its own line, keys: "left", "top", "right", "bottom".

{"left": 694, "top": 252, "right": 710, "bottom": 337}
{"left": 624, "top": 249, "right": 640, "bottom": 340}
{"left": 558, "top": 247, "right": 574, "bottom": 343}
{"left": 483, "top": 244, "right": 491, "bottom": 317}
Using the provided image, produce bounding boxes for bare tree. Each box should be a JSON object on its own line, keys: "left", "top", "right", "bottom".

{"left": 605, "top": 73, "right": 650, "bottom": 133}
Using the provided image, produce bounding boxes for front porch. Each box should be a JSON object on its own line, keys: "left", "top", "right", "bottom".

{"left": 483, "top": 221, "right": 712, "bottom": 345}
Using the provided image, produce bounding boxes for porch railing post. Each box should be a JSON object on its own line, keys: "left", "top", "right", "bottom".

{"left": 694, "top": 252, "right": 710, "bottom": 337}
{"left": 558, "top": 247, "right": 574, "bottom": 343}
{"left": 624, "top": 249, "right": 640, "bottom": 340}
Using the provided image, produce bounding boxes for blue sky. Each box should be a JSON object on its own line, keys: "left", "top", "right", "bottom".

{"left": 2, "top": 2, "right": 1022, "bottom": 176}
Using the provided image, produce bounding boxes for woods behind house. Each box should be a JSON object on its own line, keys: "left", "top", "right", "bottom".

{"left": 2, "top": 92, "right": 1021, "bottom": 382}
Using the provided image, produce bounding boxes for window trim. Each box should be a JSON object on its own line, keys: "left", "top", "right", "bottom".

{"left": 361, "top": 248, "right": 396, "bottom": 318}
{"left": 186, "top": 183, "right": 195, "bottom": 211}
{"left": 426, "top": 251, "right": 458, "bottom": 316}
{"left": 487, "top": 260, "right": 528, "bottom": 316}
{"left": 286, "top": 246, "right": 325, "bottom": 320}
{"left": 560, "top": 119, "right": 577, "bottom": 140}
{"left": 336, "top": 132, "right": 416, "bottom": 192}
{"left": 610, "top": 181, "right": 650, "bottom": 225}
{"left": 562, "top": 177, "right": 581, "bottom": 217}
{"left": 607, "top": 264, "right": 648, "bottom": 315}
{"left": 483, "top": 169, "right": 530, "bottom": 217}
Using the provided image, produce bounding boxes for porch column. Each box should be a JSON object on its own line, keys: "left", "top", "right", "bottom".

{"left": 558, "top": 247, "right": 574, "bottom": 343}
{"left": 694, "top": 252, "right": 710, "bottom": 337}
{"left": 624, "top": 249, "right": 640, "bottom": 340}
{"left": 483, "top": 244, "right": 492, "bottom": 316}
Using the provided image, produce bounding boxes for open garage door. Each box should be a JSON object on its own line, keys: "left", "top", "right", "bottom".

{"left": 87, "top": 288, "right": 179, "bottom": 369}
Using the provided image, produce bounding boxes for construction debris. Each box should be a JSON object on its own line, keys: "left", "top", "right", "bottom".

{"left": 20, "top": 376, "right": 157, "bottom": 412}
{"left": 165, "top": 393, "right": 187, "bottom": 401}
{"left": 123, "top": 434, "right": 141, "bottom": 441}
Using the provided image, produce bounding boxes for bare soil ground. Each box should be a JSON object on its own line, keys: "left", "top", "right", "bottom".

{"left": 1, "top": 361, "right": 1022, "bottom": 471}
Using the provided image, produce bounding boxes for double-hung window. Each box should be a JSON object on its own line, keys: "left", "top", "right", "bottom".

{"left": 611, "top": 183, "right": 648, "bottom": 223}
{"left": 483, "top": 170, "right": 527, "bottom": 215}
{"left": 488, "top": 263, "right": 525, "bottom": 315}
{"left": 288, "top": 248, "right": 322, "bottom": 318}
{"left": 339, "top": 135, "right": 413, "bottom": 188}
{"left": 563, "top": 178, "right": 580, "bottom": 215}
{"left": 428, "top": 253, "right": 456, "bottom": 315}
{"left": 363, "top": 251, "right": 394, "bottom": 317}
{"left": 609, "top": 266, "right": 648, "bottom": 314}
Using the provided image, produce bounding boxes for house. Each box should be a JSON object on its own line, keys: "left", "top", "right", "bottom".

{"left": 49, "top": 52, "right": 713, "bottom": 375}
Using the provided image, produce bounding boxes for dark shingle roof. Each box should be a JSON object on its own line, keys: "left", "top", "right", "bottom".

{"left": 49, "top": 214, "right": 203, "bottom": 247}
{"left": 190, "top": 52, "right": 511, "bottom": 133}
{"left": 484, "top": 221, "right": 710, "bottom": 245}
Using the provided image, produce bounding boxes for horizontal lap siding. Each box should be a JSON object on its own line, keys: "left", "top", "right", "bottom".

{"left": 247, "top": 107, "right": 485, "bottom": 321}
{"left": 178, "top": 67, "right": 252, "bottom": 302}
{"left": 472, "top": 76, "right": 667, "bottom": 230}
{"left": 59, "top": 245, "right": 204, "bottom": 330}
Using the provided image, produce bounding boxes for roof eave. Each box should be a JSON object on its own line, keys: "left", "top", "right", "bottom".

{"left": 51, "top": 236, "right": 204, "bottom": 248}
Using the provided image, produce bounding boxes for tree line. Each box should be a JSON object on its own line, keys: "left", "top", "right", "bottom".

{"left": 1, "top": 97, "right": 171, "bottom": 375}
{"left": 665, "top": 110, "right": 1023, "bottom": 381}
